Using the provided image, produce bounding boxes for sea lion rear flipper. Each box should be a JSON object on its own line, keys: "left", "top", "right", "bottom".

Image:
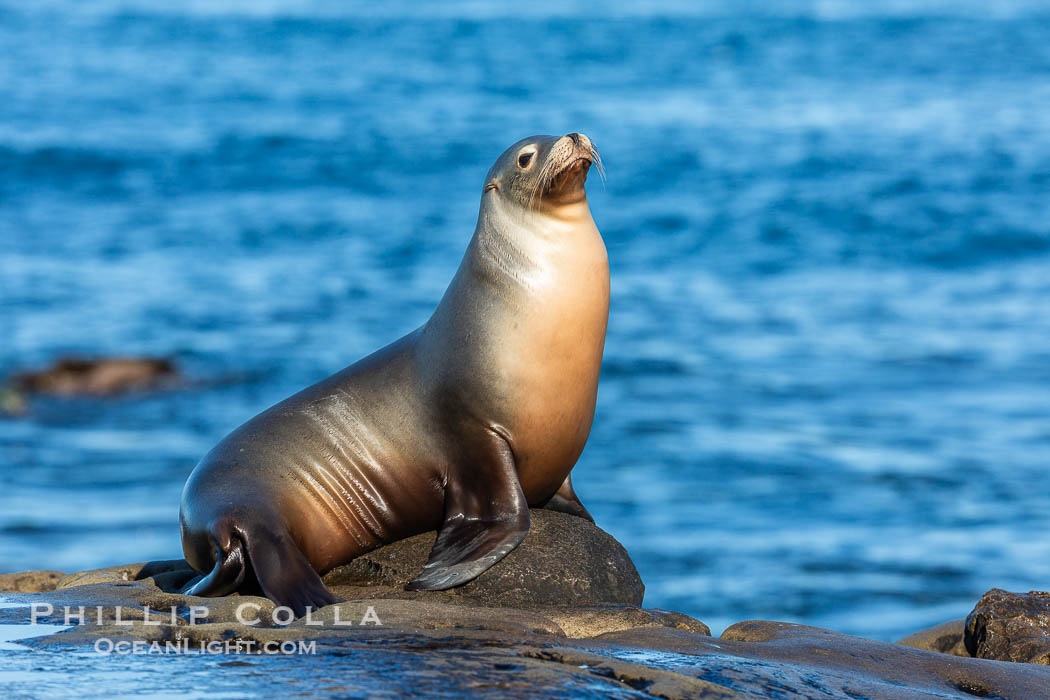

{"left": 181, "top": 535, "right": 247, "bottom": 598}
{"left": 241, "top": 524, "right": 343, "bottom": 617}
{"left": 540, "top": 474, "right": 594, "bottom": 522}
{"left": 406, "top": 429, "right": 530, "bottom": 591}
{"left": 182, "top": 519, "right": 341, "bottom": 618}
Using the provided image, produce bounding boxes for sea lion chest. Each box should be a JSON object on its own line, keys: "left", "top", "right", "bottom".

{"left": 425, "top": 214, "right": 609, "bottom": 503}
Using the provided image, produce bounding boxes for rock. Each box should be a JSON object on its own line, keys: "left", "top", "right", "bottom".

{"left": 54, "top": 559, "right": 198, "bottom": 593}
{"left": 9, "top": 356, "right": 179, "bottom": 396}
{"left": 5, "top": 571, "right": 1050, "bottom": 697}
{"left": 293, "top": 598, "right": 567, "bottom": 635}
{"left": 56, "top": 511, "right": 644, "bottom": 612}
{"left": 9, "top": 511, "right": 670, "bottom": 640}
{"left": 538, "top": 605, "right": 710, "bottom": 638}
{"left": 897, "top": 618, "right": 969, "bottom": 657}
{"left": 8, "top": 521, "right": 1049, "bottom": 697}
{"left": 9, "top": 572, "right": 696, "bottom": 642}
{"left": 714, "top": 620, "right": 1050, "bottom": 698}
{"left": 323, "top": 509, "right": 644, "bottom": 607}
{"left": 0, "top": 569, "right": 64, "bottom": 593}
{"left": 965, "top": 588, "right": 1050, "bottom": 664}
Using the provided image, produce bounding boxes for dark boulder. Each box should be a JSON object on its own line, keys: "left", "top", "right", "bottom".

{"left": 323, "top": 509, "right": 644, "bottom": 608}
{"left": 965, "top": 588, "right": 1050, "bottom": 664}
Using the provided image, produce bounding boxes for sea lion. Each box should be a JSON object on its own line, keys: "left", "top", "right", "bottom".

{"left": 179, "top": 132, "right": 608, "bottom": 616}
{"left": 11, "top": 356, "right": 178, "bottom": 397}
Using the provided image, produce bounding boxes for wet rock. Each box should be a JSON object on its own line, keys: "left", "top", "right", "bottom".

{"left": 323, "top": 509, "right": 644, "bottom": 607}
{"left": 897, "top": 618, "right": 969, "bottom": 657}
{"left": 9, "top": 356, "right": 179, "bottom": 396}
{"left": 586, "top": 622, "right": 1050, "bottom": 699}
{"left": 965, "top": 588, "right": 1050, "bottom": 664}
{"left": 8, "top": 522, "right": 1047, "bottom": 697}
{"left": 6, "top": 573, "right": 1050, "bottom": 697}
{"left": 715, "top": 620, "right": 1050, "bottom": 698}
{"left": 520, "top": 642, "right": 739, "bottom": 699}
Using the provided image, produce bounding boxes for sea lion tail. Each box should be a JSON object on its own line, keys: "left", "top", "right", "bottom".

{"left": 182, "top": 517, "right": 342, "bottom": 618}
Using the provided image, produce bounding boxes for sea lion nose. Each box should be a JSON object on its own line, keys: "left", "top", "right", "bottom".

{"left": 566, "top": 132, "right": 590, "bottom": 152}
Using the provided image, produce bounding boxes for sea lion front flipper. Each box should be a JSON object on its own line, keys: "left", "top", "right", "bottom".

{"left": 406, "top": 429, "right": 530, "bottom": 591}
{"left": 540, "top": 474, "right": 594, "bottom": 523}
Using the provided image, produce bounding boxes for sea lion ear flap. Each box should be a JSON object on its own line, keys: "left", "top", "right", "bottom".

{"left": 406, "top": 429, "right": 530, "bottom": 591}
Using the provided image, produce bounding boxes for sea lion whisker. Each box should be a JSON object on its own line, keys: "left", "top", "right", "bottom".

{"left": 590, "top": 144, "right": 606, "bottom": 188}
{"left": 531, "top": 154, "right": 558, "bottom": 206}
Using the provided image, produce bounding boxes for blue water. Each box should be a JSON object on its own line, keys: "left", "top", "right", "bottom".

{"left": 3, "top": 1, "right": 1050, "bottom": 642}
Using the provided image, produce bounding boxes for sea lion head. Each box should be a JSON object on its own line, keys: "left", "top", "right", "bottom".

{"left": 482, "top": 133, "right": 603, "bottom": 213}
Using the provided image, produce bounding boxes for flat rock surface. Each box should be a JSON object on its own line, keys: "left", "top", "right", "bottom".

{"left": 4, "top": 518, "right": 1049, "bottom": 697}
{"left": 965, "top": 588, "right": 1050, "bottom": 664}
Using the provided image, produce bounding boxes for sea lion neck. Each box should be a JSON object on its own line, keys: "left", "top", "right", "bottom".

{"left": 535, "top": 198, "right": 594, "bottom": 226}
{"left": 478, "top": 192, "right": 596, "bottom": 246}
{"left": 461, "top": 194, "right": 597, "bottom": 301}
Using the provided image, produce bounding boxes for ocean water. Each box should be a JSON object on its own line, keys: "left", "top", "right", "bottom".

{"left": 3, "top": 0, "right": 1050, "bottom": 642}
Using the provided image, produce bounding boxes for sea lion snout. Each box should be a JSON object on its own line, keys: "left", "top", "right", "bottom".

{"left": 542, "top": 133, "right": 598, "bottom": 202}
{"left": 549, "top": 131, "right": 593, "bottom": 167}
{"left": 566, "top": 131, "right": 590, "bottom": 152}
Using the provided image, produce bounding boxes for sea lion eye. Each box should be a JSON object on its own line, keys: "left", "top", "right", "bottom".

{"left": 517, "top": 151, "right": 534, "bottom": 168}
